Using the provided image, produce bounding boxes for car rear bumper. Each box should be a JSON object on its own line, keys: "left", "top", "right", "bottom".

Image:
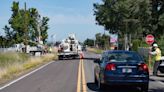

{"left": 104, "top": 80, "right": 148, "bottom": 86}
{"left": 103, "top": 75, "right": 149, "bottom": 86}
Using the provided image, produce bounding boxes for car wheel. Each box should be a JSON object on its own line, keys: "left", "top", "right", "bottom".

{"left": 159, "top": 67, "right": 164, "bottom": 73}
{"left": 97, "top": 78, "right": 106, "bottom": 90}
{"left": 140, "top": 84, "right": 148, "bottom": 92}
{"left": 58, "top": 56, "right": 63, "bottom": 60}
{"left": 94, "top": 76, "right": 98, "bottom": 85}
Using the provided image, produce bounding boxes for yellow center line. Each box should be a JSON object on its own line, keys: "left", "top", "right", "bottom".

{"left": 77, "top": 59, "right": 87, "bottom": 92}
{"left": 82, "top": 59, "right": 87, "bottom": 92}
{"left": 77, "top": 59, "right": 82, "bottom": 92}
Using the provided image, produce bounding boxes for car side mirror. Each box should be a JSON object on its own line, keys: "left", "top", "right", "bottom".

{"left": 94, "top": 58, "right": 101, "bottom": 64}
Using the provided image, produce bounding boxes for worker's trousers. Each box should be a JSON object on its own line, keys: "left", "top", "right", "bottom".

{"left": 153, "top": 61, "right": 161, "bottom": 76}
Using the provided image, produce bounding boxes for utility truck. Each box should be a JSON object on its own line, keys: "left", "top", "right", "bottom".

{"left": 58, "top": 34, "right": 82, "bottom": 60}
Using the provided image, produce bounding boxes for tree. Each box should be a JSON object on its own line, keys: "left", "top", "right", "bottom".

{"left": 29, "top": 8, "right": 40, "bottom": 42}
{"left": 0, "top": 36, "right": 7, "bottom": 47}
{"left": 29, "top": 8, "right": 49, "bottom": 44}
{"left": 151, "top": 0, "right": 164, "bottom": 37}
{"left": 83, "top": 38, "right": 94, "bottom": 47}
{"left": 9, "top": 1, "right": 30, "bottom": 43}
{"left": 95, "top": 33, "right": 109, "bottom": 49}
{"left": 40, "top": 17, "right": 49, "bottom": 44}
{"left": 93, "top": 0, "right": 164, "bottom": 39}
{"left": 93, "top": 0, "right": 164, "bottom": 50}
{"left": 95, "top": 33, "right": 102, "bottom": 47}
{"left": 3, "top": 25, "right": 14, "bottom": 46}
{"left": 5, "top": 1, "right": 49, "bottom": 45}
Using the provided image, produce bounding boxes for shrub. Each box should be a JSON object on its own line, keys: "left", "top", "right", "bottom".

{"left": 132, "top": 39, "right": 141, "bottom": 51}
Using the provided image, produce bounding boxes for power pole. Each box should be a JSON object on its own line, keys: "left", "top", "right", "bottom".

{"left": 24, "top": 2, "right": 28, "bottom": 53}
{"left": 124, "top": 19, "right": 139, "bottom": 50}
{"left": 125, "top": 21, "right": 128, "bottom": 50}
{"left": 37, "top": 16, "right": 41, "bottom": 44}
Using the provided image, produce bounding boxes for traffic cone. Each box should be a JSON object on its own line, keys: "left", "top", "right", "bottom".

{"left": 80, "top": 52, "right": 84, "bottom": 59}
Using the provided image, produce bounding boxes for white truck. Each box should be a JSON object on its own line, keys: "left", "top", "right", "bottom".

{"left": 11, "top": 43, "right": 45, "bottom": 56}
{"left": 58, "top": 34, "right": 82, "bottom": 60}
{"left": 158, "top": 56, "right": 164, "bottom": 73}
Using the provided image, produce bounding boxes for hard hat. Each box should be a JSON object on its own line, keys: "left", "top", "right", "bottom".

{"left": 153, "top": 43, "right": 158, "bottom": 47}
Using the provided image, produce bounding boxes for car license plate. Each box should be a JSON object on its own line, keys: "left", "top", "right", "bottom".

{"left": 122, "top": 68, "right": 132, "bottom": 73}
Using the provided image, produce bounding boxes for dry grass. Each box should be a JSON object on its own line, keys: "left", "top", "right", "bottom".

{"left": 0, "top": 52, "right": 28, "bottom": 67}
{"left": 0, "top": 52, "right": 57, "bottom": 84}
{"left": 87, "top": 47, "right": 103, "bottom": 54}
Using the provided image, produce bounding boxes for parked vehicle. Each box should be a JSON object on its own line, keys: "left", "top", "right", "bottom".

{"left": 94, "top": 50, "right": 149, "bottom": 92}
{"left": 158, "top": 56, "right": 164, "bottom": 73}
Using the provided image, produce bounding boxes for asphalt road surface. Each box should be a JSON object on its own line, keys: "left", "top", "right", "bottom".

{"left": 0, "top": 52, "right": 164, "bottom": 92}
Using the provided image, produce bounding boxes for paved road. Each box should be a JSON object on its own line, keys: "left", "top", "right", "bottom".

{"left": 0, "top": 59, "right": 79, "bottom": 92}
{"left": 0, "top": 52, "right": 164, "bottom": 92}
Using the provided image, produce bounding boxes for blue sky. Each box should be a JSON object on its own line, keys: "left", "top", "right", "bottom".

{"left": 0, "top": 0, "right": 105, "bottom": 42}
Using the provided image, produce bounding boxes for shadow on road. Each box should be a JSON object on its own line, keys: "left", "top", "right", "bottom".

{"left": 57, "top": 57, "right": 96, "bottom": 61}
{"left": 157, "top": 75, "right": 164, "bottom": 77}
{"left": 87, "top": 82, "right": 141, "bottom": 92}
{"left": 83, "top": 58, "right": 96, "bottom": 60}
{"left": 87, "top": 83, "right": 98, "bottom": 91}
{"left": 87, "top": 82, "right": 164, "bottom": 92}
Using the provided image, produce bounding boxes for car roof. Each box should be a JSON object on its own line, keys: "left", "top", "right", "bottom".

{"left": 104, "top": 50, "right": 137, "bottom": 54}
{"left": 102, "top": 50, "right": 143, "bottom": 61}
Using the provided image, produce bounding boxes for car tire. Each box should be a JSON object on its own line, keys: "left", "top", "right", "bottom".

{"left": 97, "top": 78, "right": 106, "bottom": 90}
{"left": 58, "top": 56, "right": 63, "bottom": 60}
{"left": 140, "top": 84, "right": 148, "bottom": 92}
{"left": 94, "top": 75, "right": 105, "bottom": 90}
{"left": 94, "top": 76, "right": 98, "bottom": 85}
{"left": 159, "top": 67, "right": 164, "bottom": 73}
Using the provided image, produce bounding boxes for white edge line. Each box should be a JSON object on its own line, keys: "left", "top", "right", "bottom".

{"left": 0, "top": 61, "right": 55, "bottom": 90}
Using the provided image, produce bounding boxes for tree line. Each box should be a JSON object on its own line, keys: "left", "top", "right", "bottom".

{"left": 84, "top": 33, "right": 110, "bottom": 49}
{"left": 91, "top": 0, "right": 164, "bottom": 50}
{"left": 94, "top": 0, "right": 164, "bottom": 37}
{"left": 0, "top": 1, "right": 49, "bottom": 47}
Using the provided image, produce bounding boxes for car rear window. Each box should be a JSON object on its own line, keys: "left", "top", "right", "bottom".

{"left": 108, "top": 52, "right": 143, "bottom": 62}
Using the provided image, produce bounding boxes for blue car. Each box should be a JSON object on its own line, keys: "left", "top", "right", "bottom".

{"left": 94, "top": 50, "right": 149, "bottom": 92}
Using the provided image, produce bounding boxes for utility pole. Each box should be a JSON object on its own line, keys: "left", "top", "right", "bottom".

{"left": 125, "top": 21, "right": 128, "bottom": 50}
{"left": 38, "top": 24, "right": 40, "bottom": 44}
{"left": 51, "top": 34, "right": 56, "bottom": 46}
{"left": 37, "top": 15, "right": 41, "bottom": 44}
{"left": 24, "top": 2, "right": 28, "bottom": 53}
{"left": 124, "top": 19, "right": 139, "bottom": 50}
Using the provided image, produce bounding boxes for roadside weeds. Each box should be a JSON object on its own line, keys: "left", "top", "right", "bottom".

{"left": 0, "top": 53, "right": 57, "bottom": 85}
{"left": 87, "top": 48, "right": 103, "bottom": 54}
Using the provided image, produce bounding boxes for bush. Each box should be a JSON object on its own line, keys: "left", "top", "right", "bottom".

{"left": 132, "top": 39, "right": 141, "bottom": 51}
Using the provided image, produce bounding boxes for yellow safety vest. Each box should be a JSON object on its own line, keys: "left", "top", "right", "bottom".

{"left": 155, "top": 48, "right": 161, "bottom": 61}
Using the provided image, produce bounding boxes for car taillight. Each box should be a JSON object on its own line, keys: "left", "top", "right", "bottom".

{"left": 139, "top": 63, "right": 149, "bottom": 72}
{"left": 105, "top": 63, "right": 116, "bottom": 71}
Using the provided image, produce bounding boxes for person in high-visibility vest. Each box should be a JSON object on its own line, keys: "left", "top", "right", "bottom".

{"left": 150, "top": 43, "right": 161, "bottom": 76}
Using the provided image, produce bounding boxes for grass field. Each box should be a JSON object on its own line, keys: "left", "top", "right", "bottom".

{"left": 0, "top": 52, "right": 29, "bottom": 68}
{"left": 87, "top": 47, "right": 104, "bottom": 54}
{"left": 0, "top": 52, "right": 57, "bottom": 83}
